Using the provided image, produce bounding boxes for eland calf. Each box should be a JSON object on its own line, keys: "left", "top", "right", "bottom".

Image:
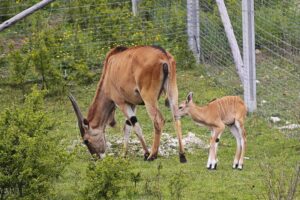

{"left": 69, "top": 46, "right": 187, "bottom": 163}
{"left": 178, "top": 92, "right": 247, "bottom": 169}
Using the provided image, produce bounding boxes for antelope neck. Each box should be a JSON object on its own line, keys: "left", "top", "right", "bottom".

{"left": 87, "top": 88, "right": 115, "bottom": 129}
{"left": 189, "top": 104, "right": 208, "bottom": 122}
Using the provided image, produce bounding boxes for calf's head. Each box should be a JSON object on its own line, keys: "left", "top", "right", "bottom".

{"left": 178, "top": 92, "right": 194, "bottom": 117}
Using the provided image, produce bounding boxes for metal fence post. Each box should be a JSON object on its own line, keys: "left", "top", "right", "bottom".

{"left": 242, "top": 0, "right": 256, "bottom": 112}
{"left": 187, "top": 0, "right": 200, "bottom": 63}
{"left": 216, "top": 0, "right": 244, "bottom": 84}
{"left": 132, "top": 0, "right": 139, "bottom": 16}
{"left": 0, "top": 0, "right": 55, "bottom": 32}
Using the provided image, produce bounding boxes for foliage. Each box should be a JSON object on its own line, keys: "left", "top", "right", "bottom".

{"left": 7, "top": 47, "right": 31, "bottom": 94}
{"left": 130, "top": 171, "right": 142, "bottom": 191}
{"left": 0, "top": 67, "right": 299, "bottom": 199}
{"left": 82, "top": 156, "right": 131, "bottom": 200}
{"left": 142, "top": 162, "right": 164, "bottom": 199}
{"left": 255, "top": 1, "right": 300, "bottom": 50}
{"left": 1, "top": 0, "right": 196, "bottom": 94}
{"left": 1, "top": 0, "right": 298, "bottom": 89}
{"left": 168, "top": 169, "right": 188, "bottom": 200}
{"left": 3, "top": 26, "right": 95, "bottom": 94}
{"left": 0, "top": 86, "right": 69, "bottom": 199}
{"left": 260, "top": 161, "right": 300, "bottom": 200}
{"left": 0, "top": 1, "right": 299, "bottom": 199}
{"left": 30, "top": 32, "right": 61, "bottom": 91}
{"left": 199, "top": 0, "right": 299, "bottom": 66}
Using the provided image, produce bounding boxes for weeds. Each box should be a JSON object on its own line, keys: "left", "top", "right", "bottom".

{"left": 260, "top": 161, "right": 299, "bottom": 200}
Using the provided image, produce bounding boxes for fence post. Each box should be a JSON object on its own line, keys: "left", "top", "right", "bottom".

{"left": 242, "top": 0, "right": 256, "bottom": 112}
{"left": 132, "top": 0, "right": 139, "bottom": 16}
{"left": 187, "top": 0, "right": 200, "bottom": 63}
{"left": 0, "top": 0, "right": 55, "bottom": 32}
{"left": 216, "top": 0, "right": 244, "bottom": 84}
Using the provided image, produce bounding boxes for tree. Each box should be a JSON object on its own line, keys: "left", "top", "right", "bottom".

{"left": 0, "top": 86, "right": 69, "bottom": 199}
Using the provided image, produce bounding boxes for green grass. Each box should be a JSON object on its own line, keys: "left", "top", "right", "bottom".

{"left": 0, "top": 68, "right": 299, "bottom": 199}
{"left": 203, "top": 55, "right": 300, "bottom": 125}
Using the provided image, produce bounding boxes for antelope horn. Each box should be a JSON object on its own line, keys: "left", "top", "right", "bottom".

{"left": 68, "top": 93, "right": 85, "bottom": 137}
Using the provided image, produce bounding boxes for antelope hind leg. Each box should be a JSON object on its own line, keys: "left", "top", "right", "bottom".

{"left": 119, "top": 104, "right": 150, "bottom": 159}
{"left": 230, "top": 124, "right": 242, "bottom": 169}
{"left": 144, "top": 103, "right": 165, "bottom": 161}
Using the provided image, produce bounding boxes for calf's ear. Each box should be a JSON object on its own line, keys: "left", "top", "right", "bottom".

{"left": 186, "top": 92, "right": 193, "bottom": 103}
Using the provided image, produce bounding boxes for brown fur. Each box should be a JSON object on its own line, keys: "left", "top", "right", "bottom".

{"left": 70, "top": 46, "right": 186, "bottom": 162}
{"left": 178, "top": 93, "right": 247, "bottom": 169}
{"left": 183, "top": 96, "right": 247, "bottom": 127}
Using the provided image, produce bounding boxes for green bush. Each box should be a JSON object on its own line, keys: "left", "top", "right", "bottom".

{"left": 0, "top": 86, "right": 69, "bottom": 199}
{"left": 7, "top": 47, "right": 32, "bottom": 94}
{"left": 142, "top": 162, "right": 164, "bottom": 199}
{"left": 255, "top": 2, "right": 300, "bottom": 50}
{"left": 83, "top": 156, "right": 132, "bottom": 200}
{"left": 1, "top": 0, "right": 299, "bottom": 93}
{"left": 5, "top": 26, "right": 95, "bottom": 94}
{"left": 260, "top": 161, "right": 300, "bottom": 200}
{"left": 168, "top": 169, "right": 188, "bottom": 200}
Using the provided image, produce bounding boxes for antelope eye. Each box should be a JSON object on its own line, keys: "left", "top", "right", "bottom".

{"left": 179, "top": 106, "right": 183, "bottom": 109}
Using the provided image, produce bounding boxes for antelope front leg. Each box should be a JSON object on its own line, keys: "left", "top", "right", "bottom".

{"left": 123, "top": 120, "right": 132, "bottom": 156}
{"left": 230, "top": 125, "right": 241, "bottom": 169}
{"left": 207, "top": 126, "right": 224, "bottom": 170}
{"left": 119, "top": 104, "right": 150, "bottom": 159}
{"left": 207, "top": 131, "right": 218, "bottom": 170}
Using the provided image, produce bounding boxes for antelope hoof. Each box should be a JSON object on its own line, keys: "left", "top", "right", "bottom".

{"left": 147, "top": 154, "right": 157, "bottom": 161}
{"left": 207, "top": 164, "right": 212, "bottom": 170}
{"left": 207, "top": 163, "right": 217, "bottom": 170}
{"left": 232, "top": 163, "right": 238, "bottom": 169}
{"left": 144, "top": 152, "right": 150, "bottom": 161}
{"left": 179, "top": 153, "right": 187, "bottom": 163}
{"left": 207, "top": 164, "right": 217, "bottom": 170}
{"left": 237, "top": 164, "right": 243, "bottom": 170}
{"left": 213, "top": 163, "right": 217, "bottom": 170}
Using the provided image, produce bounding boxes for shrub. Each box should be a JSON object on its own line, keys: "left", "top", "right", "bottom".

{"left": 83, "top": 156, "right": 131, "bottom": 200}
{"left": 168, "top": 169, "right": 188, "bottom": 200}
{"left": 142, "top": 162, "right": 164, "bottom": 199}
{"left": 260, "top": 161, "right": 300, "bottom": 200}
{"left": 0, "top": 86, "right": 69, "bottom": 199}
{"left": 7, "top": 48, "right": 32, "bottom": 94}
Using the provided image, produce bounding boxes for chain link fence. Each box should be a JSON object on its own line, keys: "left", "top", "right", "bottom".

{"left": 0, "top": 0, "right": 299, "bottom": 137}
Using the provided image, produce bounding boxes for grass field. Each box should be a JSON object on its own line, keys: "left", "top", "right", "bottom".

{"left": 0, "top": 67, "right": 299, "bottom": 199}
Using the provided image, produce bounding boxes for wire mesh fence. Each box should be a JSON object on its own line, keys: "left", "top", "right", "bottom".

{"left": 0, "top": 2, "right": 299, "bottom": 199}
{"left": 197, "top": 0, "right": 300, "bottom": 138}
{"left": 0, "top": 0, "right": 299, "bottom": 138}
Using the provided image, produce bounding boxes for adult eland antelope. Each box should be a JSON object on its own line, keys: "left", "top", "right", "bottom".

{"left": 178, "top": 92, "right": 247, "bottom": 169}
{"left": 69, "top": 45, "right": 187, "bottom": 163}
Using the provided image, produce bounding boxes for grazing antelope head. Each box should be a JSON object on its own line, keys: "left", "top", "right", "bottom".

{"left": 179, "top": 92, "right": 247, "bottom": 170}
{"left": 68, "top": 95, "right": 111, "bottom": 158}
{"left": 69, "top": 46, "right": 186, "bottom": 162}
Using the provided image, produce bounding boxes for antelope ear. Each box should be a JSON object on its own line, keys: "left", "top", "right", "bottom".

{"left": 83, "top": 118, "right": 89, "bottom": 129}
{"left": 186, "top": 92, "right": 193, "bottom": 103}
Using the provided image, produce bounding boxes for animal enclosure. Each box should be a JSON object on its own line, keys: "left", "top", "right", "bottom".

{"left": 0, "top": 0, "right": 299, "bottom": 199}
{"left": 1, "top": 0, "right": 298, "bottom": 129}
